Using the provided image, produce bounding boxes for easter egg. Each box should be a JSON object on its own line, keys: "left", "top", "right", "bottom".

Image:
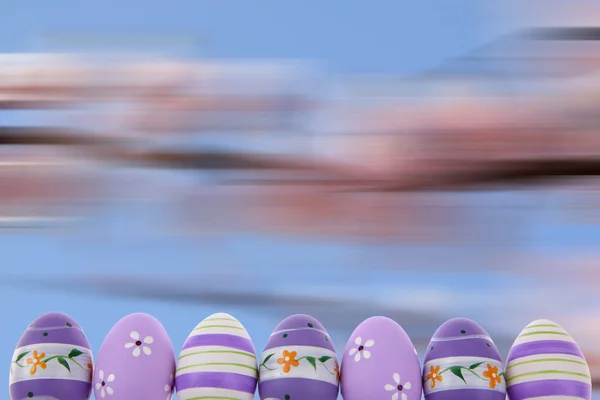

{"left": 422, "top": 317, "right": 506, "bottom": 400}
{"left": 258, "top": 314, "right": 339, "bottom": 400}
{"left": 505, "top": 319, "right": 591, "bottom": 400}
{"left": 9, "top": 312, "right": 93, "bottom": 400}
{"left": 93, "top": 313, "right": 176, "bottom": 400}
{"left": 341, "top": 316, "right": 421, "bottom": 400}
{"left": 175, "top": 312, "right": 258, "bottom": 400}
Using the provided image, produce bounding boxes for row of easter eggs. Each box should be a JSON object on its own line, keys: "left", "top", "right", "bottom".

{"left": 8, "top": 311, "right": 592, "bottom": 400}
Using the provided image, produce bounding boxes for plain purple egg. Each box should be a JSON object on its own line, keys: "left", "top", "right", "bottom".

{"left": 94, "top": 313, "right": 176, "bottom": 400}
{"left": 341, "top": 316, "right": 422, "bottom": 400}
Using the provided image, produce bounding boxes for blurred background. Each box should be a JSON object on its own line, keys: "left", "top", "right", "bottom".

{"left": 2, "top": 0, "right": 600, "bottom": 398}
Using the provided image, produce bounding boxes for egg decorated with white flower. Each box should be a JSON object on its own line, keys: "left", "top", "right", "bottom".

{"left": 340, "top": 316, "right": 422, "bottom": 400}
{"left": 93, "top": 313, "right": 176, "bottom": 400}
{"left": 9, "top": 312, "right": 94, "bottom": 400}
{"left": 175, "top": 312, "right": 258, "bottom": 400}
{"left": 258, "top": 314, "right": 339, "bottom": 400}
{"left": 423, "top": 318, "right": 506, "bottom": 400}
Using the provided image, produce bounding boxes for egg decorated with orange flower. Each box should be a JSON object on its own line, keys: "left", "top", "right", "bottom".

{"left": 258, "top": 314, "right": 339, "bottom": 400}
{"left": 9, "top": 312, "right": 94, "bottom": 400}
{"left": 340, "top": 316, "right": 422, "bottom": 400}
{"left": 175, "top": 312, "right": 258, "bottom": 400}
{"left": 422, "top": 317, "right": 506, "bottom": 400}
{"left": 93, "top": 313, "right": 176, "bottom": 400}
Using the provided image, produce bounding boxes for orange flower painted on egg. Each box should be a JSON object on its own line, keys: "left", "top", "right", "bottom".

{"left": 334, "top": 360, "right": 340, "bottom": 382}
{"left": 25, "top": 350, "right": 47, "bottom": 375}
{"left": 277, "top": 350, "right": 299, "bottom": 373}
{"left": 426, "top": 365, "right": 443, "bottom": 389}
{"left": 483, "top": 364, "right": 501, "bottom": 389}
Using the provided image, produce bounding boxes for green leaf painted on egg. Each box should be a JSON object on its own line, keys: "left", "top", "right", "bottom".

{"left": 306, "top": 356, "right": 317, "bottom": 371}
{"left": 449, "top": 366, "right": 466, "bottom": 383}
{"left": 469, "top": 362, "right": 484, "bottom": 370}
{"left": 318, "top": 356, "right": 332, "bottom": 363}
{"left": 262, "top": 353, "right": 274, "bottom": 364}
{"left": 57, "top": 357, "right": 70, "bottom": 372}
{"left": 68, "top": 349, "right": 83, "bottom": 359}
{"left": 15, "top": 351, "right": 30, "bottom": 363}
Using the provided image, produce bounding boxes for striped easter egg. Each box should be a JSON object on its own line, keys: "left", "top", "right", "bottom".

{"left": 175, "top": 312, "right": 258, "bottom": 400}
{"left": 423, "top": 318, "right": 505, "bottom": 400}
{"left": 505, "top": 319, "right": 591, "bottom": 400}
{"left": 9, "top": 312, "right": 93, "bottom": 400}
{"left": 258, "top": 314, "right": 339, "bottom": 400}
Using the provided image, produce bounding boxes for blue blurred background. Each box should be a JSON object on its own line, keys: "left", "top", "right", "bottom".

{"left": 2, "top": 0, "right": 600, "bottom": 398}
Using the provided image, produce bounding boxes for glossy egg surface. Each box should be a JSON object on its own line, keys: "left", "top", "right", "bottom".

{"left": 505, "top": 319, "right": 591, "bottom": 400}
{"left": 175, "top": 312, "right": 258, "bottom": 400}
{"left": 9, "top": 312, "right": 93, "bottom": 400}
{"left": 341, "top": 316, "right": 422, "bottom": 400}
{"left": 258, "top": 314, "right": 339, "bottom": 400}
{"left": 93, "top": 313, "right": 175, "bottom": 400}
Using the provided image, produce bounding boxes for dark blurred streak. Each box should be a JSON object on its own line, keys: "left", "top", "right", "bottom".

{"left": 525, "top": 27, "right": 600, "bottom": 41}
{"left": 2, "top": 273, "right": 451, "bottom": 342}
{"left": 106, "top": 150, "right": 333, "bottom": 172}
{"left": 0, "top": 127, "right": 110, "bottom": 146}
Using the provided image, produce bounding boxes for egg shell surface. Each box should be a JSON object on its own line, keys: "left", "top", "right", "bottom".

{"left": 422, "top": 317, "right": 506, "bottom": 400}
{"left": 258, "top": 314, "right": 339, "bottom": 400}
{"left": 175, "top": 312, "right": 258, "bottom": 400}
{"left": 505, "top": 319, "right": 591, "bottom": 400}
{"left": 9, "top": 312, "right": 93, "bottom": 400}
{"left": 340, "top": 316, "right": 422, "bottom": 400}
{"left": 93, "top": 313, "right": 175, "bottom": 400}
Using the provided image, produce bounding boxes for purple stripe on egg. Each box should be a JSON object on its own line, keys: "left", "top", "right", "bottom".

{"left": 507, "top": 379, "right": 591, "bottom": 399}
{"left": 265, "top": 328, "right": 335, "bottom": 352}
{"left": 424, "top": 337, "right": 502, "bottom": 362}
{"left": 507, "top": 340, "right": 584, "bottom": 362}
{"left": 11, "top": 378, "right": 91, "bottom": 400}
{"left": 425, "top": 389, "right": 506, "bottom": 400}
{"left": 176, "top": 371, "right": 257, "bottom": 393}
{"left": 273, "top": 314, "right": 327, "bottom": 332}
{"left": 17, "top": 327, "right": 91, "bottom": 348}
{"left": 182, "top": 334, "right": 255, "bottom": 354}
{"left": 259, "top": 377, "right": 339, "bottom": 399}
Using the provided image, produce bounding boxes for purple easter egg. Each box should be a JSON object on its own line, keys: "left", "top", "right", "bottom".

{"left": 341, "top": 316, "right": 422, "bottom": 400}
{"left": 423, "top": 318, "right": 506, "bottom": 400}
{"left": 93, "top": 313, "right": 176, "bottom": 400}
{"left": 175, "top": 312, "right": 258, "bottom": 400}
{"left": 258, "top": 314, "right": 339, "bottom": 400}
{"left": 9, "top": 312, "right": 93, "bottom": 400}
{"left": 505, "top": 319, "right": 591, "bottom": 400}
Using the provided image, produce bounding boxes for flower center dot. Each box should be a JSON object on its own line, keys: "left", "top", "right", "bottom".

{"left": 101, "top": 381, "right": 105, "bottom": 386}
{"left": 397, "top": 385, "right": 403, "bottom": 391}
{"left": 493, "top": 373, "right": 496, "bottom": 378}
{"left": 136, "top": 341, "right": 142, "bottom": 346}
{"left": 358, "top": 346, "right": 364, "bottom": 351}
{"left": 432, "top": 374, "right": 437, "bottom": 379}
{"left": 285, "top": 357, "right": 290, "bottom": 361}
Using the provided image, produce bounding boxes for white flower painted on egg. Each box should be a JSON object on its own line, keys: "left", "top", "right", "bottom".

{"left": 95, "top": 370, "right": 115, "bottom": 398}
{"left": 125, "top": 331, "right": 153, "bottom": 357}
{"left": 348, "top": 336, "right": 374, "bottom": 362}
{"left": 164, "top": 373, "right": 174, "bottom": 400}
{"left": 385, "top": 373, "right": 411, "bottom": 400}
